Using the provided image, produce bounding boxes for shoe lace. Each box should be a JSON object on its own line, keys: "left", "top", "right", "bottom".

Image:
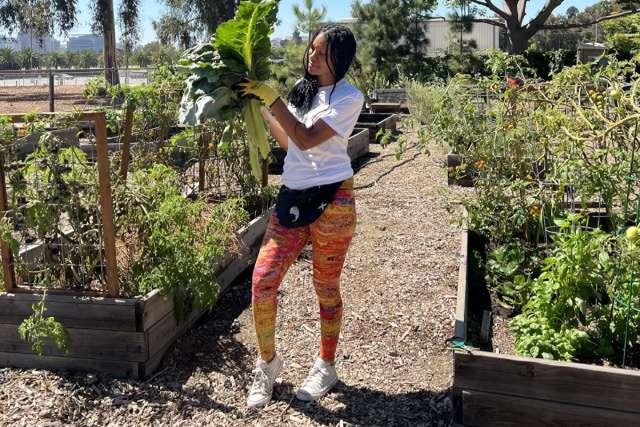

{"left": 302, "top": 366, "right": 327, "bottom": 389}
{"left": 250, "top": 367, "right": 270, "bottom": 394}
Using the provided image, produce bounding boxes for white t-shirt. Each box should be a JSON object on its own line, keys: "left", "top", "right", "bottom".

{"left": 283, "top": 79, "right": 364, "bottom": 190}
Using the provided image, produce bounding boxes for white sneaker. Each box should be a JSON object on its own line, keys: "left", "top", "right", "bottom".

{"left": 246, "top": 354, "right": 283, "bottom": 408}
{"left": 295, "top": 357, "right": 338, "bottom": 402}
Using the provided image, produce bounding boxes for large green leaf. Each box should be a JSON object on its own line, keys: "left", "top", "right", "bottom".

{"left": 215, "top": 0, "right": 278, "bottom": 80}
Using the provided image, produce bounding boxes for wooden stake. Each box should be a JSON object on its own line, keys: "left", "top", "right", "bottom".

{"left": 119, "top": 103, "right": 135, "bottom": 180}
{"left": 198, "top": 130, "right": 207, "bottom": 193}
{"left": 94, "top": 113, "right": 119, "bottom": 297}
{"left": 0, "top": 152, "right": 16, "bottom": 291}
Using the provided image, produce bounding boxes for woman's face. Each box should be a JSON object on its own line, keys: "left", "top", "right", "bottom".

{"left": 307, "top": 33, "right": 333, "bottom": 79}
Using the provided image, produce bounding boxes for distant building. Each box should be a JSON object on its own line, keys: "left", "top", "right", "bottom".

{"left": 67, "top": 34, "right": 103, "bottom": 53}
{"left": 338, "top": 17, "right": 503, "bottom": 56}
{"left": 16, "top": 31, "right": 61, "bottom": 52}
{"left": 420, "top": 18, "right": 502, "bottom": 56}
{"left": 577, "top": 42, "right": 606, "bottom": 63}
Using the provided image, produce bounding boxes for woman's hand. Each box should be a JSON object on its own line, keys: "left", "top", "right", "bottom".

{"left": 238, "top": 80, "right": 280, "bottom": 107}
{"left": 260, "top": 106, "right": 275, "bottom": 124}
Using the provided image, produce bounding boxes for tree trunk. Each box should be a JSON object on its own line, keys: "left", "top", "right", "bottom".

{"left": 507, "top": 27, "right": 531, "bottom": 54}
{"left": 102, "top": 0, "right": 120, "bottom": 85}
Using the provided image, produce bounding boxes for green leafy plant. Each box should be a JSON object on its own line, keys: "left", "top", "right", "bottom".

{"left": 178, "top": 0, "right": 279, "bottom": 179}
{"left": 18, "top": 296, "right": 70, "bottom": 356}
{"left": 485, "top": 242, "right": 540, "bottom": 310}
{"left": 116, "top": 164, "right": 250, "bottom": 321}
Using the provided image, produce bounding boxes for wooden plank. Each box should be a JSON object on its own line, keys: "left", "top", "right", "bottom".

{"left": 0, "top": 351, "right": 140, "bottom": 378}
{"left": 347, "top": 129, "right": 370, "bottom": 161}
{"left": 0, "top": 293, "right": 137, "bottom": 331}
{"left": 93, "top": 113, "right": 119, "bottom": 297}
{"left": 454, "top": 350, "right": 640, "bottom": 414}
{"left": 0, "top": 324, "right": 146, "bottom": 361}
{"left": 462, "top": 390, "right": 640, "bottom": 427}
{"left": 118, "top": 103, "right": 135, "bottom": 180}
{"left": 140, "top": 289, "right": 174, "bottom": 333}
{"left": 454, "top": 228, "right": 469, "bottom": 342}
{"left": 0, "top": 292, "right": 137, "bottom": 306}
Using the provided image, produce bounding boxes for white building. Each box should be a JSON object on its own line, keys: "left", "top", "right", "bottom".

{"left": 16, "top": 31, "right": 61, "bottom": 52}
{"left": 338, "top": 17, "right": 503, "bottom": 56}
{"left": 67, "top": 34, "right": 103, "bottom": 53}
{"left": 421, "top": 18, "right": 502, "bottom": 56}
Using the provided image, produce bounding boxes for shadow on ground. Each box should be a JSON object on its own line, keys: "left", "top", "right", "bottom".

{"left": 48, "top": 265, "right": 453, "bottom": 425}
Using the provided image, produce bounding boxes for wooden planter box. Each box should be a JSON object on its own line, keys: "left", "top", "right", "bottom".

{"left": 347, "top": 128, "right": 370, "bottom": 161}
{"left": 268, "top": 128, "right": 371, "bottom": 174}
{"left": 0, "top": 211, "right": 270, "bottom": 379}
{"left": 453, "top": 228, "right": 640, "bottom": 426}
{"left": 356, "top": 113, "right": 398, "bottom": 143}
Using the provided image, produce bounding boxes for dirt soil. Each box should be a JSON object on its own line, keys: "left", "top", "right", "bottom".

{"left": 0, "top": 85, "right": 103, "bottom": 113}
{"left": 0, "top": 124, "right": 469, "bottom": 426}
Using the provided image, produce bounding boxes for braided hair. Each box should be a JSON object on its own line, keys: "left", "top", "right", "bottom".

{"left": 287, "top": 24, "right": 357, "bottom": 114}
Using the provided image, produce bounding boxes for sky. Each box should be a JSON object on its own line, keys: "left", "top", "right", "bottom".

{"left": 42, "top": 0, "right": 607, "bottom": 45}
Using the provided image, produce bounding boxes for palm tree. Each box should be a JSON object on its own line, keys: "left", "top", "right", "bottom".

{"left": 0, "top": 48, "right": 18, "bottom": 70}
{"left": 292, "top": 0, "right": 327, "bottom": 40}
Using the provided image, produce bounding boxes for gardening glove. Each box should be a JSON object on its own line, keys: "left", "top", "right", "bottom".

{"left": 238, "top": 80, "right": 280, "bottom": 107}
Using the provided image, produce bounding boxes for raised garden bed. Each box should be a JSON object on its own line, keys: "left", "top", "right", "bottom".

{"left": 268, "top": 127, "right": 371, "bottom": 174}
{"left": 356, "top": 113, "right": 398, "bottom": 143}
{"left": 0, "top": 211, "right": 270, "bottom": 379}
{"left": 453, "top": 228, "right": 640, "bottom": 425}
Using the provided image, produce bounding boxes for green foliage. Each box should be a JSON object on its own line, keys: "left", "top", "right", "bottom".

{"left": 292, "top": 0, "right": 327, "bottom": 37}
{"left": 603, "top": 14, "right": 640, "bottom": 58}
{"left": 485, "top": 242, "right": 540, "bottom": 309}
{"left": 178, "top": 0, "right": 279, "bottom": 179}
{"left": 18, "top": 298, "right": 71, "bottom": 356}
{"left": 117, "top": 164, "right": 250, "bottom": 321}
{"left": 351, "top": 0, "right": 437, "bottom": 83}
{"left": 270, "top": 41, "right": 307, "bottom": 95}
{"left": 510, "top": 227, "right": 613, "bottom": 361}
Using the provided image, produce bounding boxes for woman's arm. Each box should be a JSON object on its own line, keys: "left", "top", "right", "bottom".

{"left": 238, "top": 81, "right": 337, "bottom": 151}
{"left": 260, "top": 107, "right": 288, "bottom": 150}
{"left": 269, "top": 98, "right": 337, "bottom": 151}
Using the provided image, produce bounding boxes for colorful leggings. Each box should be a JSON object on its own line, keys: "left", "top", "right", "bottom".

{"left": 252, "top": 178, "right": 356, "bottom": 362}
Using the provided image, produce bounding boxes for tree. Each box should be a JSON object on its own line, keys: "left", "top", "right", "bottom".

{"left": 0, "top": 48, "right": 18, "bottom": 70}
{"left": 130, "top": 46, "right": 152, "bottom": 67}
{"left": 292, "top": 0, "right": 327, "bottom": 39}
{"left": 144, "top": 41, "right": 180, "bottom": 65}
{"left": 16, "top": 47, "right": 39, "bottom": 69}
{"left": 77, "top": 49, "right": 99, "bottom": 69}
{"left": 1, "top": 0, "right": 140, "bottom": 84}
{"left": 352, "top": 0, "right": 437, "bottom": 82}
{"left": 153, "top": 11, "right": 201, "bottom": 49}
{"left": 0, "top": 0, "right": 77, "bottom": 36}
{"left": 532, "top": 2, "right": 615, "bottom": 51}
{"left": 468, "top": 0, "right": 639, "bottom": 54}
{"left": 602, "top": 13, "right": 640, "bottom": 58}
{"left": 43, "top": 51, "right": 64, "bottom": 69}
{"left": 155, "top": 0, "right": 238, "bottom": 44}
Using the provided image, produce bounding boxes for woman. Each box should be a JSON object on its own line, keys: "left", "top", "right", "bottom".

{"left": 239, "top": 24, "right": 364, "bottom": 408}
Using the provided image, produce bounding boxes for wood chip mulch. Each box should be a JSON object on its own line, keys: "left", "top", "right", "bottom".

{"left": 0, "top": 123, "right": 469, "bottom": 426}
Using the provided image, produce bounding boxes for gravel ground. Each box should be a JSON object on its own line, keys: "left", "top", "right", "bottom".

{"left": 0, "top": 124, "right": 468, "bottom": 426}
{"left": 0, "top": 85, "right": 102, "bottom": 113}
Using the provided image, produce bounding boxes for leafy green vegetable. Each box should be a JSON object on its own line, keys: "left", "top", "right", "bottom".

{"left": 178, "top": 0, "right": 278, "bottom": 179}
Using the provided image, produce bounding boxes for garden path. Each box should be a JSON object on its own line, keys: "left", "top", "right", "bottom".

{"left": 0, "top": 126, "right": 469, "bottom": 426}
